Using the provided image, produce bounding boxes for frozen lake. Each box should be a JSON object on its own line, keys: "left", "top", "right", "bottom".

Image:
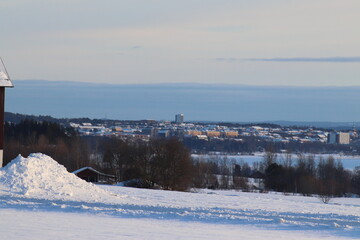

{"left": 192, "top": 153, "right": 360, "bottom": 170}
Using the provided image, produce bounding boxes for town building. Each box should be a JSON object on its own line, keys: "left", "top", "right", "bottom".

{"left": 175, "top": 114, "right": 184, "bottom": 124}
{"left": 338, "top": 132, "right": 350, "bottom": 144}
{"left": 327, "top": 132, "right": 350, "bottom": 145}
{"left": 327, "top": 132, "right": 338, "bottom": 144}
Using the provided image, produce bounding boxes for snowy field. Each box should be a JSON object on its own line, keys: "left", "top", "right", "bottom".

{"left": 192, "top": 153, "right": 360, "bottom": 170}
{"left": 1, "top": 153, "right": 360, "bottom": 239}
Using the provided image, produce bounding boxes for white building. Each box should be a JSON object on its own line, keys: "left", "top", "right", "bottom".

{"left": 338, "top": 132, "right": 350, "bottom": 144}
{"left": 327, "top": 132, "right": 350, "bottom": 145}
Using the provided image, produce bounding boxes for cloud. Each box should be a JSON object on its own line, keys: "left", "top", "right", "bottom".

{"left": 215, "top": 58, "right": 242, "bottom": 62}
{"left": 246, "top": 57, "right": 360, "bottom": 63}
{"left": 215, "top": 57, "right": 360, "bottom": 63}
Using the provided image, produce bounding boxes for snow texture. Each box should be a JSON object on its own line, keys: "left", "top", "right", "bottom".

{"left": 0, "top": 209, "right": 350, "bottom": 240}
{"left": 0, "top": 153, "right": 360, "bottom": 239}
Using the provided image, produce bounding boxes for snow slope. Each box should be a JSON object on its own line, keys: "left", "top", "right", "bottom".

{"left": 1, "top": 209, "right": 350, "bottom": 240}
{"left": 0, "top": 153, "right": 359, "bottom": 239}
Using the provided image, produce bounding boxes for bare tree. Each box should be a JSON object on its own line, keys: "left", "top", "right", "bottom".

{"left": 263, "top": 144, "right": 277, "bottom": 169}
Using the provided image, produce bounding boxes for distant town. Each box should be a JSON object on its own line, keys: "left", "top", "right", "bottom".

{"left": 69, "top": 113, "right": 352, "bottom": 144}
{"left": 5, "top": 112, "right": 359, "bottom": 155}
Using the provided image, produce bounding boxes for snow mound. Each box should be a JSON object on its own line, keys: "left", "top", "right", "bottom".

{"left": 0, "top": 153, "right": 123, "bottom": 202}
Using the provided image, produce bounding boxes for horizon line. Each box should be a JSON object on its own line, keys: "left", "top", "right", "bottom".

{"left": 5, "top": 112, "right": 360, "bottom": 126}
{"left": 10, "top": 79, "right": 360, "bottom": 89}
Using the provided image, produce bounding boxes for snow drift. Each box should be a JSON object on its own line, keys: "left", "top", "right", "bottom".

{"left": 0, "top": 153, "right": 123, "bottom": 202}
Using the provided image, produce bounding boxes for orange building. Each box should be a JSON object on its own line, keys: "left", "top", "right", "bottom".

{"left": 185, "top": 130, "right": 202, "bottom": 136}
{"left": 223, "top": 131, "right": 239, "bottom": 138}
{"left": 205, "top": 131, "right": 221, "bottom": 137}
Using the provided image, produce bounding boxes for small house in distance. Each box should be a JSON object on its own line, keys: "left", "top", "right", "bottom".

{"left": 72, "top": 167, "right": 116, "bottom": 184}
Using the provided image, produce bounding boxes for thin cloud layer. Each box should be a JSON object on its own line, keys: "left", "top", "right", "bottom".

{"left": 216, "top": 57, "right": 360, "bottom": 63}
{"left": 246, "top": 57, "right": 360, "bottom": 63}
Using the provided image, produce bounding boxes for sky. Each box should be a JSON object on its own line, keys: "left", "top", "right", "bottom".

{"left": 1, "top": 0, "right": 360, "bottom": 86}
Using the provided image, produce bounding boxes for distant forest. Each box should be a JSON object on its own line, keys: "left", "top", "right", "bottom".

{"left": 3, "top": 118, "right": 360, "bottom": 197}
{"left": 4, "top": 112, "right": 155, "bottom": 127}
{"left": 6, "top": 112, "right": 359, "bottom": 129}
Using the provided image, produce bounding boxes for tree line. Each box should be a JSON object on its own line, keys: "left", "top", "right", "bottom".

{"left": 4, "top": 119, "right": 90, "bottom": 171}
{"left": 262, "top": 151, "right": 360, "bottom": 197}
{"left": 3, "top": 120, "right": 360, "bottom": 196}
{"left": 3, "top": 119, "right": 193, "bottom": 191}
{"left": 100, "top": 138, "right": 192, "bottom": 191}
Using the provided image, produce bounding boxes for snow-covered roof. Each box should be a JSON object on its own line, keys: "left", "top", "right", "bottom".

{"left": 0, "top": 71, "right": 13, "bottom": 87}
{"left": 72, "top": 166, "right": 100, "bottom": 175}
{"left": 72, "top": 167, "right": 115, "bottom": 178}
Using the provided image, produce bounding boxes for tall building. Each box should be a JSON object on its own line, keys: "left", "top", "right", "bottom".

{"left": 327, "top": 132, "right": 350, "bottom": 145}
{"left": 175, "top": 114, "right": 184, "bottom": 124}
{"left": 327, "top": 132, "right": 338, "bottom": 144}
{"left": 338, "top": 132, "right": 350, "bottom": 144}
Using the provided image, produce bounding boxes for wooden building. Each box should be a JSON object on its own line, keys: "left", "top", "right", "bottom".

{"left": 73, "top": 167, "right": 116, "bottom": 184}
{"left": 0, "top": 57, "right": 13, "bottom": 167}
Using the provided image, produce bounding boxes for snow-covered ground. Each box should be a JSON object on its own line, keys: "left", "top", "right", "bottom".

{"left": 1, "top": 153, "right": 359, "bottom": 239}
{"left": 192, "top": 153, "right": 360, "bottom": 170}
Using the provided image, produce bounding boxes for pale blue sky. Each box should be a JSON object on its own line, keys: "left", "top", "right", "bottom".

{"left": 1, "top": 0, "right": 360, "bottom": 86}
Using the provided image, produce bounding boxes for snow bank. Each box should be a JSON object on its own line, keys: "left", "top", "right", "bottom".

{"left": 0, "top": 153, "right": 123, "bottom": 202}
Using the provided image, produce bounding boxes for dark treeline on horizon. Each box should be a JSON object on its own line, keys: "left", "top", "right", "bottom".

{"left": 4, "top": 119, "right": 90, "bottom": 171}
